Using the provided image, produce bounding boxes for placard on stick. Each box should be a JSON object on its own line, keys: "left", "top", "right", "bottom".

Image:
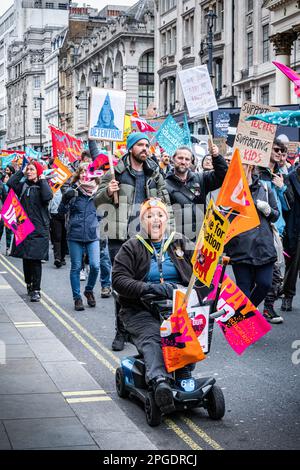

{"left": 234, "top": 101, "right": 277, "bottom": 167}
{"left": 88, "top": 87, "right": 126, "bottom": 142}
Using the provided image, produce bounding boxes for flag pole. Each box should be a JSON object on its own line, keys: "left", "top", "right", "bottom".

{"left": 108, "top": 143, "right": 118, "bottom": 205}
{"left": 204, "top": 114, "right": 214, "bottom": 147}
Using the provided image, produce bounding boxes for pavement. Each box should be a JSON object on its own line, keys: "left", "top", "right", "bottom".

{"left": 0, "top": 274, "right": 156, "bottom": 451}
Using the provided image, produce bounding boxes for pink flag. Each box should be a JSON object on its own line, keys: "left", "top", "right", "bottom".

{"left": 273, "top": 61, "right": 300, "bottom": 98}
{"left": 0, "top": 189, "right": 35, "bottom": 246}
{"left": 207, "top": 266, "right": 271, "bottom": 355}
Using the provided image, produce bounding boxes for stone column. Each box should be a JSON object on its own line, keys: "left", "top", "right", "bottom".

{"left": 270, "top": 31, "right": 298, "bottom": 105}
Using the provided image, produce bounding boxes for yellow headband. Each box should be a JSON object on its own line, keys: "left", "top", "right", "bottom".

{"left": 140, "top": 198, "right": 169, "bottom": 220}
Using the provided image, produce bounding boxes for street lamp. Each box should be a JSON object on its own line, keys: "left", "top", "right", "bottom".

{"left": 21, "top": 93, "right": 27, "bottom": 151}
{"left": 37, "top": 93, "right": 44, "bottom": 154}
{"left": 205, "top": 4, "right": 217, "bottom": 80}
{"left": 92, "top": 69, "right": 102, "bottom": 87}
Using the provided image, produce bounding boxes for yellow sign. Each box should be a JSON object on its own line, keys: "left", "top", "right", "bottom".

{"left": 191, "top": 199, "right": 229, "bottom": 287}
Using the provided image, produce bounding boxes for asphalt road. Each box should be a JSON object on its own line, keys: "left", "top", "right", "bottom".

{"left": 0, "top": 248, "right": 299, "bottom": 451}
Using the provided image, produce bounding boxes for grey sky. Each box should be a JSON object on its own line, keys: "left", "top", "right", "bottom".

{"left": 0, "top": 0, "right": 137, "bottom": 17}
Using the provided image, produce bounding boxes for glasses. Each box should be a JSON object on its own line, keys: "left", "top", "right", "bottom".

{"left": 273, "top": 147, "right": 286, "bottom": 154}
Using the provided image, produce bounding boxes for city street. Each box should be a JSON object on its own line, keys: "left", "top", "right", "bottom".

{"left": 0, "top": 249, "right": 299, "bottom": 451}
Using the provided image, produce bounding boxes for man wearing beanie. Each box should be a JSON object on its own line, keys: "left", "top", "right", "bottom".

{"left": 94, "top": 131, "right": 173, "bottom": 351}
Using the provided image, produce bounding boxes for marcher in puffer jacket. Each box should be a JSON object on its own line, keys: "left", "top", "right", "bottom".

{"left": 7, "top": 161, "right": 53, "bottom": 302}
{"left": 225, "top": 166, "right": 280, "bottom": 317}
{"left": 59, "top": 163, "right": 100, "bottom": 311}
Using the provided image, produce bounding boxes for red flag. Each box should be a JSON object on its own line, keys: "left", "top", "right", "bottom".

{"left": 50, "top": 126, "right": 83, "bottom": 163}
{"left": 130, "top": 103, "right": 156, "bottom": 133}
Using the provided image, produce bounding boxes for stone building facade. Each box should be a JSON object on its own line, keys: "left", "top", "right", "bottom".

{"left": 154, "top": 0, "right": 300, "bottom": 136}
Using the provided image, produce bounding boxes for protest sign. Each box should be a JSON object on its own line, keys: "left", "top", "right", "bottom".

{"left": 50, "top": 126, "right": 82, "bottom": 163}
{"left": 89, "top": 87, "right": 126, "bottom": 142}
{"left": 161, "top": 289, "right": 206, "bottom": 373}
{"left": 287, "top": 142, "right": 300, "bottom": 162}
{"left": 216, "top": 148, "right": 260, "bottom": 243}
{"left": 191, "top": 199, "right": 229, "bottom": 287}
{"left": 155, "top": 115, "right": 185, "bottom": 156}
{"left": 178, "top": 65, "right": 218, "bottom": 118}
{"left": 48, "top": 158, "right": 73, "bottom": 193}
{"left": 207, "top": 265, "right": 272, "bottom": 355}
{"left": 0, "top": 189, "right": 35, "bottom": 246}
{"left": 234, "top": 101, "right": 277, "bottom": 167}
{"left": 114, "top": 114, "right": 132, "bottom": 156}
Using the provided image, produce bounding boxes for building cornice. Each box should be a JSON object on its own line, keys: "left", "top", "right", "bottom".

{"left": 263, "top": 0, "right": 295, "bottom": 11}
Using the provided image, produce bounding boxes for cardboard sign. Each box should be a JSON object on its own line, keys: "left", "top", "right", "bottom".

{"left": 207, "top": 266, "right": 272, "bottom": 355}
{"left": 0, "top": 189, "right": 35, "bottom": 246}
{"left": 191, "top": 200, "right": 229, "bottom": 287}
{"left": 89, "top": 87, "right": 126, "bottom": 142}
{"left": 287, "top": 142, "right": 300, "bottom": 161}
{"left": 178, "top": 65, "right": 218, "bottom": 118}
{"left": 48, "top": 158, "right": 73, "bottom": 193}
{"left": 213, "top": 138, "right": 228, "bottom": 157}
{"left": 234, "top": 101, "right": 277, "bottom": 167}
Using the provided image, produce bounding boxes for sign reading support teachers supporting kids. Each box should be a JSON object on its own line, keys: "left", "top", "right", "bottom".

{"left": 191, "top": 199, "right": 229, "bottom": 288}
{"left": 88, "top": 87, "right": 126, "bottom": 142}
{"left": 178, "top": 65, "right": 218, "bottom": 118}
{"left": 234, "top": 101, "right": 277, "bottom": 167}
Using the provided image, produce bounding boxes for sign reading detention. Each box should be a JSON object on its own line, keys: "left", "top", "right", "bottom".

{"left": 89, "top": 87, "right": 126, "bottom": 142}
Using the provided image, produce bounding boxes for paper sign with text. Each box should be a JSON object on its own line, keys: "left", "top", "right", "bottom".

{"left": 89, "top": 87, "right": 126, "bottom": 142}
{"left": 234, "top": 101, "right": 277, "bottom": 167}
{"left": 191, "top": 199, "right": 229, "bottom": 287}
{"left": 178, "top": 65, "right": 218, "bottom": 118}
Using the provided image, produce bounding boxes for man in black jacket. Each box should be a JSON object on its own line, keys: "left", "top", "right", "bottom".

{"left": 165, "top": 144, "right": 228, "bottom": 242}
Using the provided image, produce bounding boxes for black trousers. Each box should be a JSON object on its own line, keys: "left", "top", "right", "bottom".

{"left": 50, "top": 214, "right": 68, "bottom": 262}
{"left": 121, "top": 308, "right": 172, "bottom": 383}
{"left": 283, "top": 236, "right": 300, "bottom": 298}
{"left": 109, "top": 239, "right": 126, "bottom": 336}
{"left": 23, "top": 259, "right": 42, "bottom": 291}
{"left": 264, "top": 262, "right": 282, "bottom": 308}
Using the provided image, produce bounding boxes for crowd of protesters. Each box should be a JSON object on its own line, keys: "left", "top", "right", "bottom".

{"left": 0, "top": 132, "right": 299, "bottom": 353}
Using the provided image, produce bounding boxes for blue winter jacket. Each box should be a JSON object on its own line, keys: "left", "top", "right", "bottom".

{"left": 58, "top": 187, "right": 99, "bottom": 242}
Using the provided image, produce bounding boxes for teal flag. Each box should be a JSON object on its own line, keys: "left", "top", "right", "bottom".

{"left": 155, "top": 115, "right": 185, "bottom": 156}
{"left": 25, "top": 146, "right": 42, "bottom": 161}
{"left": 246, "top": 110, "right": 300, "bottom": 128}
{"left": 182, "top": 114, "right": 192, "bottom": 149}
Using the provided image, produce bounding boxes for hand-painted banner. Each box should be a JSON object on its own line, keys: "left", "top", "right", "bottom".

{"left": 155, "top": 115, "right": 185, "bottom": 157}
{"left": 233, "top": 101, "right": 277, "bottom": 167}
{"left": 50, "top": 126, "right": 83, "bottom": 163}
{"left": 88, "top": 87, "right": 126, "bottom": 142}
{"left": 216, "top": 149, "right": 260, "bottom": 244}
{"left": 0, "top": 189, "right": 35, "bottom": 246}
{"left": 207, "top": 265, "right": 272, "bottom": 355}
{"left": 191, "top": 199, "right": 229, "bottom": 287}
{"left": 178, "top": 65, "right": 218, "bottom": 118}
{"left": 48, "top": 158, "right": 73, "bottom": 193}
{"left": 161, "top": 289, "right": 206, "bottom": 373}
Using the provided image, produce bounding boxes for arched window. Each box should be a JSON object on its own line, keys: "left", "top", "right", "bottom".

{"left": 138, "top": 51, "right": 154, "bottom": 116}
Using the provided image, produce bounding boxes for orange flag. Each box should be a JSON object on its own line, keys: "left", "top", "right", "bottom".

{"left": 160, "top": 290, "right": 206, "bottom": 373}
{"left": 216, "top": 149, "right": 260, "bottom": 244}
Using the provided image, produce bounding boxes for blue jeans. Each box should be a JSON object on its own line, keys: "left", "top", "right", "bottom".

{"left": 100, "top": 238, "right": 112, "bottom": 288}
{"left": 68, "top": 240, "right": 100, "bottom": 300}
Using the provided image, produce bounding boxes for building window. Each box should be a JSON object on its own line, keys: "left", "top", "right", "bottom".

{"left": 34, "top": 118, "right": 41, "bottom": 134}
{"left": 261, "top": 85, "right": 269, "bottom": 105}
{"left": 161, "top": 32, "right": 167, "bottom": 57}
{"left": 45, "top": 3, "right": 54, "bottom": 8}
{"left": 247, "top": 0, "right": 253, "bottom": 11}
{"left": 162, "top": 0, "right": 177, "bottom": 13}
{"left": 34, "top": 76, "right": 41, "bottom": 89}
{"left": 138, "top": 51, "right": 154, "bottom": 116}
{"left": 215, "top": 59, "right": 223, "bottom": 98}
{"left": 34, "top": 97, "right": 39, "bottom": 109}
{"left": 263, "top": 25, "right": 269, "bottom": 63}
{"left": 245, "top": 89, "right": 252, "bottom": 101}
{"left": 169, "top": 77, "right": 176, "bottom": 113}
{"left": 247, "top": 32, "right": 253, "bottom": 68}
{"left": 183, "top": 14, "right": 194, "bottom": 47}
{"left": 58, "top": 3, "right": 68, "bottom": 9}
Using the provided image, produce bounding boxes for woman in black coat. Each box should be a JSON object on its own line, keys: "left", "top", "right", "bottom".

{"left": 7, "top": 161, "right": 53, "bottom": 302}
{"left": 225, "top": 166, "right": 279, "bottom": 314}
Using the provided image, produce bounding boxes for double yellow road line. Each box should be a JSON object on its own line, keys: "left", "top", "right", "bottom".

{"left": 0, "top": 253, "right": 224, "bottom": 451}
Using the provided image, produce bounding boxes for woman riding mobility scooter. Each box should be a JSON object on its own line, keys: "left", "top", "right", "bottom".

{"left": 112, "top": 198, "right": 227, "bottom": 426}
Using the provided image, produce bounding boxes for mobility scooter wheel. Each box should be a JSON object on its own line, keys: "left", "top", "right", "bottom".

{"left": 206, "top": 384, "right": 225, "bottom": 420}
{"left": 115, "top": 367, "right": 129, "bottom": 398}
{"left": 145, "top": 392, "right": 162, "bottom": 427}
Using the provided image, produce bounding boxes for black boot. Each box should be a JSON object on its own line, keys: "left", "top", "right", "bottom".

{"left": 26, "top": 283, "right": 33, "bottom": 296}
{"left": 153, "top": 377, "right": 175, "bottom": 413}
{"left": 30, "top": 291, "right": 41, "bottom": 302}
{"left": 281, "top": 297, "right": 293, "bottom": 312}
{"left": 111, "top": 331, "right": 125, "bottom": 351}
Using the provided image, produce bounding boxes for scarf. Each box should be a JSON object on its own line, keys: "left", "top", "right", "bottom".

{"left": 77, "top": 179, "right": 98, "bottom": 197}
